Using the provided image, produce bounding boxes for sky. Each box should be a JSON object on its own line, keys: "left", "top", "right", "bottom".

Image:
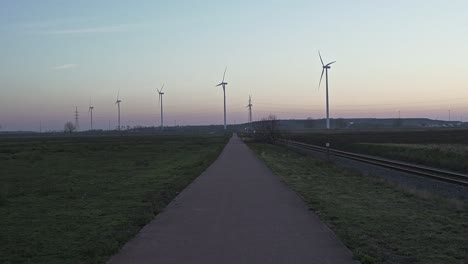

{"left": 1, "top": 0, "right": 467, "bottom": 131}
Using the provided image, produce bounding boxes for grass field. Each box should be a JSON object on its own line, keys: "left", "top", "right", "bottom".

{"left": 352, "top": 143, "right": 468, "bottom": 173}
{"left": 249, "top": 142, "right": 468, "bottom": 264}
{"left": 0, "top": 135, "right": 227, "bottom": 264}
{"left": 288, "top": 129, "right": 468, "bottom": 172}
{"left": 289, "top": 129, "right": 468, "bottom": 146}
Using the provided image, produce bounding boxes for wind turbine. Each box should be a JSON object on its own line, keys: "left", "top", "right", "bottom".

{"left": 216, "top": 67, "right": 228, "bottom": 130}
{"left": 246, "top": 95, "right": 253, "bottom": 123}
{"left": 74, "top": 106, "right": 79, "bottom": 131}
{"left": 89, "top": 102, "right": 94, "bottom": 130}
{"left": 157, "top": 83, "right": 165, "bottom": 130}
{"left": 318, "top": 51, "right": 336, "bottom": 129}
{"left": 115, "top": 90, "right": 122, "bottom": 131}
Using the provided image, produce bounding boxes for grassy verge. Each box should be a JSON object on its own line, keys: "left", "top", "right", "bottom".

{"left": 248, "top": 142, "right": 468, "bottom": 264}
{"left": 288, "top": 129, "right": 468, "bottom": 173}
{"left": 351, "top": 143, "right": 468, "bottom": 173}
{"left": 0, "top": 135, "right": 227, "bottom": 264}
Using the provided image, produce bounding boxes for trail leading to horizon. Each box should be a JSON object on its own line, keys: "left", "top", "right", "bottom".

{"left": 108, "top": 135, "right": 357, "bottom": 264}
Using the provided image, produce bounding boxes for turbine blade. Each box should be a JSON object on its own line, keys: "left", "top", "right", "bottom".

{"left": 117, "top": 89, "right": 120, "bottom": 101}
{"left": 160, "top": 83, "right": 165, "bottom": 92}
{"left": 319, "top": 51, "right": 324, "bottom": 66}
{"left": 326, "top": 61, "right": 336, "bottom": 66}
{"left": 318, "top": 68, "right": 325, "bottom": 90}
{"left": 157, "top": 89, "right": 160, "bottom": 93}
{"left": 222, "top": 66, "right": 227, "bottom": 83}
{"left": 216, "top": 83, "right": 222, "bottom": 87}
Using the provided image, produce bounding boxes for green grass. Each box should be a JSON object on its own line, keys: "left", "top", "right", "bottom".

{"left": 351, "top": 143, "right": 468, "bottom": 173}
{"left": 0, "top": 135, "right": 227, "bottom": 264}
{"left": 290, "top": 129, "right": 468, "bottom": 147}
{"left": 248, "top": 142, "right": 468, "bottom": 264}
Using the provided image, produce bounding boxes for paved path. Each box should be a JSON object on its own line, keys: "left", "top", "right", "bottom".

{"left": 108, "top": 135, "right": 357, "bottom": 264}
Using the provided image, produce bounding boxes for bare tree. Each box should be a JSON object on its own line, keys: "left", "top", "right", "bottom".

{"left": 64, "top": 122, "right": 76, "bottom": 133}
{"left": 253, "top": 114, "right": 281, "bottom": 143}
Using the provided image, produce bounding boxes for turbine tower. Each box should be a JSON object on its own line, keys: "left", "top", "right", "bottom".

{"left": 318, "top": 51, "right": 336, "bottom": 129}
{"left": 89, "top": 104, "right": 94, "bottom": 130}
{"left": 246, "top": 95, "right": 253, "bottom": 123}
{"left": 216, "top": 67, "right": 228, "bottom": 130}
{"left": 115, "top": 90, "right": 122, "bottom": 131}
{"left": 157, "top": 84, "right": 165, "bottom": 130}
{"left": 74, "top": 106, "right": 79, "bottom": 131}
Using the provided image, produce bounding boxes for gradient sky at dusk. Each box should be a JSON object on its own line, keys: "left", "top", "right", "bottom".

{"left": 1, "top": 0, "right": 467, "bottom": 131}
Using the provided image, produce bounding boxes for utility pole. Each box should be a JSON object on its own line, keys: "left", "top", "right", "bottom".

{"left": 448, "top": 110, "right": 451, "bottom": 121}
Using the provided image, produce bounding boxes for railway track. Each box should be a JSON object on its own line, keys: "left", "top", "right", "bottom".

{"left": 277, "top": 139, "right": 468, "bottom": 186}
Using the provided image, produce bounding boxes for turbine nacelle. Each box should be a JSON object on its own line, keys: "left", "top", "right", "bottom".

{"left": 157, "top": 84, "right": 165, "bottom": 105}
{"left": 216, "top": 67, "right": 228, "bottom": 88}
{"left": 318, "top": 51, "right": 336, "bottom": 89}
{"left": 157, "top": 83, "right": 165, "bottom": 95}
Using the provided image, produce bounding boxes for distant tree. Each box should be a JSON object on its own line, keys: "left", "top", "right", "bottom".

{"left": 253, "top": 114, "right": 281, "bottom": 143}
{"left": 64, "top": 122, "right": 76, "bottom": 133}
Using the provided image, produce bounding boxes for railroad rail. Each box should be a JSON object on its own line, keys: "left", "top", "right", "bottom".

{"left": 277, "top": 139, "right": 468, "bottom": 186}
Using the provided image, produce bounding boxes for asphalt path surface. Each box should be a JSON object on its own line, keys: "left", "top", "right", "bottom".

{"left": 108, "top": 135, "right": 357, "bottom": 264}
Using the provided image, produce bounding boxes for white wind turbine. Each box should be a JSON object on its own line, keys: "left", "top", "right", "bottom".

{"left": 216, "top": 67, "right": 228, "bottom": 130}
{"left": 246, "top": 95, "right": 253, "bottom": 123}
{"left": 89, "top": 101, "right": 94, "bottom": 130}
{"left": 318, "top": 51, "right": 336, "bottom": 129}
{"left": 157, "top": 84, "right": 165, "bottom": 130}
{"left": 115, "top": 90, "right": 122, "bottom": 131}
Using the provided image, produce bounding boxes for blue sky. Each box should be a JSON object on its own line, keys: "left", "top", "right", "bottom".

{"left": 1, "top": 0, "right": 467, "bottom": 130}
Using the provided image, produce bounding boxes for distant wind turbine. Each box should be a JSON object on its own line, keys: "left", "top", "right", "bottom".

{"left": 318, "top": 51, "right": 336, "bottom": 129}
{"left": 89, "top": 101, "right": 94, "bottom": 130}
{"left": 246, "top": 95, "right": 253, "bottom": 123}
{"left": 216, "top": 67, "right": 228, "bottom": 130}
{"left": 115, "top": 90, "right": 122, "bottom": 131}
{"left": 157, "top": 83, "right": 165, "bottom": 130}
{"left": 74, "top": 106, "right": 79, "bottom": 131}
